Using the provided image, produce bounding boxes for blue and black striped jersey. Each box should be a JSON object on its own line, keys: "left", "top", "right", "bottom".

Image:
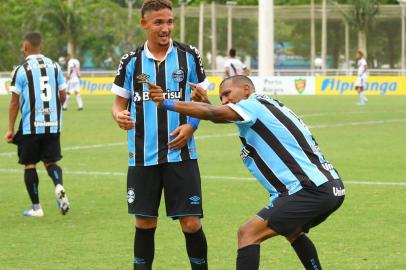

{"left": 228, "top": 94, "right": 340, "bottom": 203}
{"left": 11, "top": 54, "right": 66, "bottom": 135}
{"left": 112, "top": 41, "right": 209, "bottom": 166}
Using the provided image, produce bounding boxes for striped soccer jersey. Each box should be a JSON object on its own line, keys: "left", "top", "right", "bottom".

{"left": 112, "top": 41, "right": 209, "bottom": 166}
{"left": 10, "top": 54, "right": 66, "bottom": 135}
{"left": 228, "top": 94, "right": 340, "bottom": 203}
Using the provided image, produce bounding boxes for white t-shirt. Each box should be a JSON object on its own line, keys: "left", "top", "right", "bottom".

{"left": 67, "top": 58, "right": 80, "bottom": 81}
{"left": 357, "top": 58, "right": 368, "bottom": 78}
{"left": 224, "top": 58, "right": 246, "bottom": 77}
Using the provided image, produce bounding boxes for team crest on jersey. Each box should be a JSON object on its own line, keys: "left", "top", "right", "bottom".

{"left": 136, "top": 73, "right": 150, "bottom": 83}
{"left": 172, "top": 69, "right": 185, "bottom": 83}
{"left": 295, "top": 79, "right": 306, "bottom": 94}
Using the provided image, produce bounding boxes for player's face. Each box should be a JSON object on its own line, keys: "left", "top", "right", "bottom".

{"left": 356, "top": 52, "right": 362, "bottom": 60}
{"left": 141, "top": 8, "right": 174, "bottom": 48}
{"left": 219, "top": 80, "right": 251, "bottom": 105}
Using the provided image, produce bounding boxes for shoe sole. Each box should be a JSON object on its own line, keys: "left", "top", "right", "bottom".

{"left": 56, "top": 189, "right": 70, "bottom": 215}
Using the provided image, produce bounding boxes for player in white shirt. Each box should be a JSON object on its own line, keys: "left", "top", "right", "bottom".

{"left": 355, "top": 50, "right": 368, "bottom": 106}
{"left": 63, "top": 53, "right": 84, "bottom": 110}
{"left": 224, "top": 48, "right": 250, "bottom": 78}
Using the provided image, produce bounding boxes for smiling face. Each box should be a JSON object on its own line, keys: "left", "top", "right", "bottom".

{"left": 219, "top": 77, "right": 254, "bottom": 105}
{"left": 141, "top": 8, "right": 174, "bottom": 49}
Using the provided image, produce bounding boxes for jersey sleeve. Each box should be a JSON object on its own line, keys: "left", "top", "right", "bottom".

{"left": 112, "top": 53, "right": 134, "bottom": 99}
{"left": 10, "top": 66, "right": 25, "bottom": 95}
{"left": 188, "top": 45, "right": 210, "bottom": 90}
{"left": 56, "top": 63, "right": 67, "bottom": 91}
{"left": 226, "top": 99, "right": 258, "bottom": 126}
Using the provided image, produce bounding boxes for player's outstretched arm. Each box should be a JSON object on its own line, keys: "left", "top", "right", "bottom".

{"left": 148, "top": 82, "right": 240, "bottom": 123}
{"left": 112, "top": 95, "right": 135, "bottom": 130}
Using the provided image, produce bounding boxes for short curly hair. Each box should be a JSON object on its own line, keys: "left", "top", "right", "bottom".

{"left": 141, "top": 0, "right": 172, "bottom": 18}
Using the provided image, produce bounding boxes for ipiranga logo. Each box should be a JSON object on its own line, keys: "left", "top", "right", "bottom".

{"left": 321, "top": 78, "right": 398, "bottom": 95}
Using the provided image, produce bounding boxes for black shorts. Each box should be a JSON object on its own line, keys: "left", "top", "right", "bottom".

{"left": 15, "top": 133, "right": 62, "bottom": 165}
{"left": 127, "top": 159, "right": 203, "bottom": 219}
{"left": 257, "top": 179, "right": 345, "bottom": 237}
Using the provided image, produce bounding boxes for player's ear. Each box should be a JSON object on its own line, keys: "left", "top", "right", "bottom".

{"left": 141, "top": 17, "right": 148, "bottom": 29}
{"left": 243, "top": 84, "right": 251, "bottom": 98}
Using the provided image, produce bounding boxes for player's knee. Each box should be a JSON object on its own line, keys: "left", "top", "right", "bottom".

{"left": 25, "top": 164, "right": 36, "bottom": 169}
{"left": 238, "top": 224, "right": 254, "bottom": 245}
{"left": 135, "top": 217, "right": 157, "bottom": 229}
{"left": 180, "top": 216, "right": 201, "bottom": 233}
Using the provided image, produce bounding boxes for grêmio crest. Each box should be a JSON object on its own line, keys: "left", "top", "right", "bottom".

{"left": 172, "top": 69, "right": 185, "bottom": 83}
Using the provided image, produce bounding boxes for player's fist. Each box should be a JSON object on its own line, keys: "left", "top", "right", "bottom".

{"left": 5, "top": 130, "right": 14, "bottom": 143}
{"left": 146, "top": 81, "right": 164, "bottom": 108}
{"left": 189, "top": 82, "right": 209, "bottom": 104}
{"left": 114, "top": 110, "right": 135, "bottom": 130}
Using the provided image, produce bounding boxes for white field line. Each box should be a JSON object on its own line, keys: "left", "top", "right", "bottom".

{"left": 1, "top": 118, "right": 405, "bottom": 157}
{"left": 0, "top": 168, "right": 405, "bottom": 187}
{"left": 300, "top": 109, "right": 406, "bottom": 118}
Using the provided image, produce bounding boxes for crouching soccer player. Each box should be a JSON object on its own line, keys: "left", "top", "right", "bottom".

{"left": 5, "top": 32, "right": 70, "bottom": 217}
{"left": 147, "top": 76, "right": 345, "bottom": 270}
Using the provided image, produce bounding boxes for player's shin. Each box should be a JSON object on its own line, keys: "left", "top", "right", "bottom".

{"left": 291, "top": 234, "right": 322, "bottom": 270}
{"left": 134, "top": 227, "right": 156, "bottom": 270}
{"left": 184, "top": 227, "right": 208, "bottom": 270}
{"left": 24, "top": 168, "right": 40, "bottom": 205}
{"left": 46, "top": 164, "right": 63, "bottom": 186}
{"left": 236, "top": 244, "right": 260, "bottom": 270}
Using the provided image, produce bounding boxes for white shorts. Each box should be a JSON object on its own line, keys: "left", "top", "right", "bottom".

{"left": 67, "top": 80, "right": 80, "bottom": 94}
{"left": 355, "top": 77, "right": 367, "bottom": 88}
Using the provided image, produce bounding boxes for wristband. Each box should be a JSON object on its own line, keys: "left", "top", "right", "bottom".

{"left": 188, "top": 117, "right": 200, "bottom": 130}
{"left": 161, "top": 99, "right": 175, "bottom": 111}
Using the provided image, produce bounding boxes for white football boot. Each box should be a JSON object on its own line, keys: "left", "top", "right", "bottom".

{"left": 55, "top": 184, "right": 70, "bottom": 215}
{"left": 23, "top": 205, "right": 44, "bottom": 217}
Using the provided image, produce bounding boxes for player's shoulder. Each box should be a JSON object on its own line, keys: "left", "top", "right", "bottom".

{"left": 120, "top": 46, "right": 143, "bottom": 63}
{"left": 173, "top": 41, "right": 201, "bottom": 57}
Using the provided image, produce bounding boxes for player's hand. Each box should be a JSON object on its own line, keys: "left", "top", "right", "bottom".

{"left": 189, "top": 82, "right": 210, "bottom": 104}
{"left": 114, "top": 110, "right": 135, "bottom": 130}
{"left": 5, "top": 130, "right": 14, "bottom": 144}
{"left": 146, "top": 81, "right": 164, "bottom": 108}
{"left": 168, "top": 124, "right": 195, "bottom": 150}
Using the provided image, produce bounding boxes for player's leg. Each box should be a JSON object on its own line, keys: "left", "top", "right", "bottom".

{"left": 18, "top": 135, "right": 43, "bottom": 217}
{"left": 73, "top": 82, "right": 83, "bottom": 110}
{"left": 163, "top": 160, "right": 208, "bottom": 270}
{"left": 287, "top": 231, "right": 323, "bottom": 270}
{"left": 236, "top": 216, "right": 278, "bottom": 270}
{"left": 128, "top": 165, "right": 163, "bottom": 270}
{"left": 63, "top": 89, "right": 72, "bottom": 110}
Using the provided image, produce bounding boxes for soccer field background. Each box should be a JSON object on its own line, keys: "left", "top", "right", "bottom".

{"left": 0, "top": 95, "right": 405, "bottom": 270}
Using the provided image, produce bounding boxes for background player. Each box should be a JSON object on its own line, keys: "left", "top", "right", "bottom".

{"left": 5, "top": 32, "right": 70, "bottom": 217}
{"left": 148, "top": 75, "right": 345, "bottom": 270}
{"left": 62, "top": 53, "right": 83, "bottom": 110}
{"left": 355, "top": 50, "right": 368, "bottom": 106}
{"left": 111, "top": 1, "right": 209, "bottom": 269}
{"left": 224, "top": 48, "right": 250, "bottom": 78}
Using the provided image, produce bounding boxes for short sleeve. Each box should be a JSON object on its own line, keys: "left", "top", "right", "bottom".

{"left": 226, "top": 98, "right": 258, "bottom": 126}
{"left": 56, "top": 63, "right": 67, "bottom": 91}
{"left": 112, "top": 52, "right": 135, "bottom": 99}
{"left": 10, "top": 66, "right": 24, "bottom": 95}
{"left": 188, "top": 45, "right": 210, "bottom": 90}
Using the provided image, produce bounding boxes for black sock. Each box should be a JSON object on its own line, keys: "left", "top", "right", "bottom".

{"left": 291, "top": 234, "right": 322, "bottom": 270}
{"left": 236, "top": 244, "right": 260, "bottom": 270}
{"left": 24, "top": 168, "right": 39, "bottom": 204}
{"left": 134, "top": 227, "right": 156, "bottom": 270}
{"left": 183, "top": 227, "right": 208, "bottom": 270}
{"left": 46, "top": 164, "right": 63, "bottom": 186}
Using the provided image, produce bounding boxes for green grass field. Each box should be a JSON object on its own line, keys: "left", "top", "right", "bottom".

{"left": 0, "top": 95, "right": 405, "bottom": 270}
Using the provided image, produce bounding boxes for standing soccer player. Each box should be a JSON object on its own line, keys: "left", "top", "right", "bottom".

{"left": 355, "top": 50, "right": 368, "bottom": 106}
{"left": 224, "top": 48, "right": 250, "bottom": 78}
{"left": 5, "top": 32, "right": 70, "bottom": 217}
{"left": 111, "top": 1, "right": 209, "bottom": 269}
{"left": 62, "top": 53, "right": 83, "bottom": 111}
{"left": 149, "top": 75, "right": 345, "bottom": 270}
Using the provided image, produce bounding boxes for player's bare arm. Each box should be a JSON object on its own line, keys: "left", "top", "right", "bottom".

{"left": 148, "top": 82, "right": 240, "bottom": 123}
{"left": 112, "top": 95, "right": 135, "bottom": 130}
{"left": 5, "top": 92, "right": 19, "bottom": 143}
{"left": 60, "top": 89, "right": 67, "bottom": 105}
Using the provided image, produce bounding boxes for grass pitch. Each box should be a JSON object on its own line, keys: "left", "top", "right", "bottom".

{"left": 0, "top": 95, "right": 405, "bottom": 270}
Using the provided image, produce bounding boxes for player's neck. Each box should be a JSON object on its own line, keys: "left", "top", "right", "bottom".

{"left": 146, "top": 41, "right": 170, "bottom": 61}
{"left": 25, "top": 50, "right": 42, "bottom": 57}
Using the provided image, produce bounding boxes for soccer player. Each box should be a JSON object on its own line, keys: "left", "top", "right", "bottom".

{"left": 62, "top": 53, "right": 83, "bottom": 110}
{"left": 224, "top": 48, "right": 250, "bottom": 78}
{"left": 148, "top": 75, "right": 345, "bottom": 270}
{"left": 111, "top": 1, "right": 209, "bottom": 269}
{"left": 4, "top": 32, "right": 70, "bottom": 217}
{"left": 355, "top": 50, "right": 368, "bottom": 106}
